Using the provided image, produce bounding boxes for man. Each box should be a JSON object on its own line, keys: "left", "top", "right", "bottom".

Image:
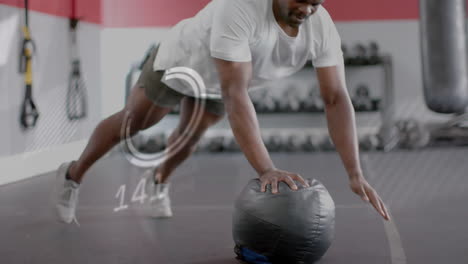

{"left": 55, "top": 0, "right": 390, "bottom": 224}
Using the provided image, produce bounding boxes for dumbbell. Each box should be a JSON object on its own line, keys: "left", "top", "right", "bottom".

{"left": 204, "top": 135, "right": 226, "bottom": 152}
{"left": 342, "top": 44, "right": 353, "bottom": 66}
{"left": 284, "top": 133, "right": 304, "bottom": 152}
{"left": 280, "top": 88, "right": 302, "bottom": 112}
{"left": 396, "top": 119, "right": 430, "bottom": 149}
{"left": 264, "top": 133, "right": 284, "bottom": 152}
{"left": 301, "top": 90, "right": 314, "bottom": 112}
{"left": 255, "top": 91, "right": 277, "bottom": 113}
{"left": 351, "top": 43, "right": 369, "bottom": 65}
{"left": 140, "top": 133, "right": 166, "bottom": 153}
{"left": 251, "top": 97, "right": 263, "bottom": 112}
{"left": 171, "top": 104, "right": 181, "bottom": 114}
{"left": 371, "top": 99, "right": 381, "bottom": 111}
{"left": 352, "top": 84, "right": 373, "bottom": 111}
{"left": 289, "top": 87, "right": 302, "bottom": 112}
{"left": 250, "top": 91, "right": 265, "bottom": 112}
{"left": 368, "top": 41, "right": 383, "bottom": 65}
{"left": 319, "top": 135, "right": 335, "bottom": 151}
{"left": 301, "top": 134, "right": 319, "bottom": 152}
{"left": 376, "top": 125, "right": 401, "bottom": 152}
{"left": 252, "top": 100, "right": 264, "bottom": 113}
{"left": 196, "top": 137, "right": 211, "bottom": 152}
{"left": 289, "top": 97, "right": 302, "bottom": 113}
{"left": 359, "top": 133, "right": 380, "bottom": 151}
{"left": 223, "top": 136, "right": 241, "bottom": 152}
{"left": 264, "top": 92, "right": 279, "bottom": 113}
{"left": 303, "top": 86, "right": 324, "bottom": 112}
{"left": 311, "top": 87, "right": 324, "bottom": 112}
{"left": 395, "top": 119, "right": 412, "bottom": 149}
{"left": 277, "top": 89, "right": 290, "bottom": 112}
{"left": 131, "top": 134, "right": 146, "bottom": 153}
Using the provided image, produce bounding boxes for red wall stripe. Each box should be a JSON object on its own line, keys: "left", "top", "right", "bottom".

{"left": 101, "top": 0, "right": 211, "bottom": 27}
{"left": 5, "top": 0, "right": 460, "bottom": 27}
{"left": 0, "top": 0, "right": 101, "bottom": 24}
{"left": 324, "top": 0, "right": 420, "bottom": 21}
{"left": 100, "top": 0, "right": 421, "bottom": 27}
{"left": 75, "top": 0, "right": 101, "bottom": 23}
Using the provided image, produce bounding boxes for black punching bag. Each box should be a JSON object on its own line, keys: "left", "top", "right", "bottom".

{"left": 232, "top": 178, "right": 335, "bottom": 264}
{"left": 419, "top": 0, "right": 468, "bottom": 113}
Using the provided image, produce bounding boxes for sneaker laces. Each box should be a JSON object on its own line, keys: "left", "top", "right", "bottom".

{"left": 151, "top": 183, "right": 170, "bottom": 201}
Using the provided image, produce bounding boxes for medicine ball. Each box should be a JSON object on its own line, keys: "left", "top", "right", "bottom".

{"left": 232, "top": 178, "right": 335, "bottom": 264}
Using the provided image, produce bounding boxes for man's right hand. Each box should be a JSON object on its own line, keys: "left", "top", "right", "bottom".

{"left": 259, "top": 168, "right": 310, "bottom": 194}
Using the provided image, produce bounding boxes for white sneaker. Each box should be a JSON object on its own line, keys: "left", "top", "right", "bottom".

{"left": 143, "top": 169, "right": 173, "bottom": 218}
{"left": 55, "top": 162, "right": 80, "bottom": 224}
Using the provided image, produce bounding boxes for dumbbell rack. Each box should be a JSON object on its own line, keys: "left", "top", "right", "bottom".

{"left": 123, "top": 49, "right": 397, "bottom": 153}
{"left": 244, "top": 54, "right": 398, "bottom": 152}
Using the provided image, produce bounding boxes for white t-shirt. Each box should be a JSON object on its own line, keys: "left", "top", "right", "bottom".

{"left": 153, "top": 0, "right": 343, "bottom": 100}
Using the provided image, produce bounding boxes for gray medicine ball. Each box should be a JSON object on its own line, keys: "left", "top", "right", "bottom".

{"left": 232, "top": 178, "right": 335, "bottom": 264}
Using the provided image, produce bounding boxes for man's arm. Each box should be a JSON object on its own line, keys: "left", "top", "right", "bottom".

{"left": 213, "top": 58, "right": 273, "bottom": 175}
{"left": 316, "top": 62, "right": 390, "bottom": 221}
{"left": 213, "top": 58, "right": 308, "bottom": 193}
{"left": 316, "top": 62, "right": 361, "bottom": 178}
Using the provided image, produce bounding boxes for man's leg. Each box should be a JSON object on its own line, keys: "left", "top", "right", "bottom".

{"left": 154, "top": 97, "right": 225, "bottom": 183}
{"left": 145, "top": 96, "right": 224, "bottom": 218}
{"left": 67, "top": 84, "right": 173, "bottom": 184}
{"left": 55, "top": 82, "right": 173, "bottom": 223}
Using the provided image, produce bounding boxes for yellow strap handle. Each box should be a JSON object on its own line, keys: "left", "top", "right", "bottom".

{"left": 21, "top": 26, "right": 33, "bottom": 85}
{"left": 24, "top": 53, "right": 32, "bottom": 85}
{"left": 22, "top": 26, "right": 31, "bottom": 40}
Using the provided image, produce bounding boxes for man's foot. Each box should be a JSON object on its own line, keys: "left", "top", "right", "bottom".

{"left": 144, "top": 169, "right": 173, "bottom": 218}
{"left": 55, "top": 161, "right": 80, "bottom": 224}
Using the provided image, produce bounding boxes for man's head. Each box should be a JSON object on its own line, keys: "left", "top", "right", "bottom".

{"left": 273, "top": 0, "right": 325, "bottom": 28}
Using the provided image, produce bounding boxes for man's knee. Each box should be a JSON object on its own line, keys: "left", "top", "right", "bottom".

{"left": 200, "top": 111, "right": 224, "bottom": 128}
{"left": 120, "top": 109, "right": 146, "bottom": 136}
{"left": 168, "top": 109, "right": 224, "bottom": 150}
{"left": 169, "top": 129, "right": 204, "bottom": 148}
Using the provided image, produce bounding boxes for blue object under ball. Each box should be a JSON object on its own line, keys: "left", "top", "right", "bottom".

{"left": 235, "top": 245, "right": 272, "bottom": 264}
{"left": 232, "top": 178, "right": 335, "bottom": 264}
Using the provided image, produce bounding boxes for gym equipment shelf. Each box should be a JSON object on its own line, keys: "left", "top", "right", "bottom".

{"left": 124, "top": 48, "right": 397, "bottom": 152}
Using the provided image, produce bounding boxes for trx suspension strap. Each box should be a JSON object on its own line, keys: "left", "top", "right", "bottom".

{"left": 67, "top": 0, "right": 88, "bottom": 120}
{"left": 19, "top": 0, "right": 39, "bottom": 129}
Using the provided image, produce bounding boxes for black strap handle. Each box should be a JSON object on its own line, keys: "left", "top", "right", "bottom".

{"left": 19, "top": 0, "right": 39, "bottom": 129}
{"left": 67, "top": 60, "right": 88, "bottom": 120}
{"left": 20, "top": 84, "right": 39, "bottom": 129}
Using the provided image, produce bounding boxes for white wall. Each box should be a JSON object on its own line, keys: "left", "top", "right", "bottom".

{"left": 0, "top": 5, "right": 102, "bottom": 185}
{"left": 100, "top": 27, "right": 170, "bottom": 118}
{"left": 338, "top": 21, "right": 422, "bottom": 99}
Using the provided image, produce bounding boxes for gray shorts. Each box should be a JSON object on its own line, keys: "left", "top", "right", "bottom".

{"left": 136, "top": 45, "right": 225, "bottom": 117}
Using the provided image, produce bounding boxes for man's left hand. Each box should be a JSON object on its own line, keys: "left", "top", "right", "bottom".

{"left": 349, "top": 175, "right": 391, "bottom": 221}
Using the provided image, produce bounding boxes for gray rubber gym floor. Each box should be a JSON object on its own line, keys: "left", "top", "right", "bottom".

{"left": 1, "top": 148, "right": 467, "bottom": 264}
